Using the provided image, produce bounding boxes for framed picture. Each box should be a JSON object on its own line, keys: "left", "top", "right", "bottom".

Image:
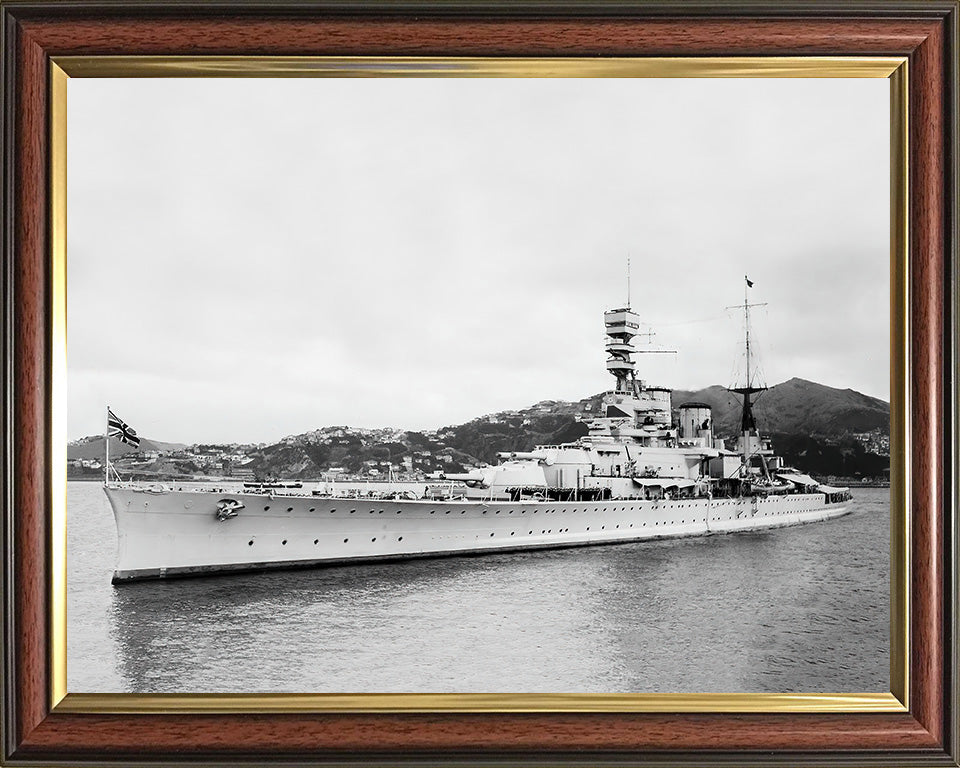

{"left": 2, "top": 2, "right": 956, "bottom": 766}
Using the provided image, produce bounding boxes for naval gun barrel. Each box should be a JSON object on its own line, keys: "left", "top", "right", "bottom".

{"left": 496, "top": 451, "right": 548, "bottom": 462}
{"left": 440, "top": 471, "right": 488, "bottom": 487}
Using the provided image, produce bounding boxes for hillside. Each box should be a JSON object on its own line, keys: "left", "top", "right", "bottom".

{"left": 673, "top": 378, "right": 890, "bottom": 437}
{"left": 229, "top": 379, "right": 890, "bottom": 480}
{"left": 241, "top": 400, "right": 601, "bottom": 479}
{"left": 69, "top": 378, "right": 890, "bottom": 481}
{"left": 67, "top": 435, "right": 187, "bottom": 460}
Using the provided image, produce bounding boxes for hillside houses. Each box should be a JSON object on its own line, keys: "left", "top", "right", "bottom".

{"left": 67, "top": 381, "right": 891, "bottom": 483}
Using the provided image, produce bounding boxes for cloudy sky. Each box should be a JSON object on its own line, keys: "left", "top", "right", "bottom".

{"left": 67, "top": 76, "right": 889, "bottom": 444}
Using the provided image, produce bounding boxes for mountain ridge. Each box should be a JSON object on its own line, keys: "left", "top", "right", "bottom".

{"left": 69, "top": 378, "right": 890, "bottom": 481}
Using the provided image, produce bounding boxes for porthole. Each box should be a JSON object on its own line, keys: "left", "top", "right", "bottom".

{"left": 248, "top": 540, "right": 254, "bottom": 546}
{"left": 398, "top": 536, "right": 404, "bottom": 541}
{"left": 446, "top": 511, "right": 451, "bottom": 515}
{"left": 510, "top": 532, "right": 515, "bottom": 535}
{"left": 343, "top": 538, "right": 349, "bottom": 543}
{"left": 490, "top": 533, "right": 495, "bottom": 537}
{"left": 313, "top": 539, "right": 319, "bottom": 545}
{"left": 586, "top": 526, "right": 590, "bottom": 531}
{"left": 397, "top": 510, "right": 402, "bottom": 514}
{"left": 286, "top": 507, "right": 293, "bottom": 512}
{"left": 349, "top": 509, "right": 355, "bottom": 514}
{"left": 329, "top": 509, "right": 334, "bottom": 513}
{"left": 281, "top": 539, "right": 287, "bottom": 545}
{"left": 263, "top": 506, "right": 270, "bottom": 511}
{"left": 371, "top": 537, "right": 377, "bottom": 542}
{"left": 309, "top": 507, "right": 316, "bottom": 512}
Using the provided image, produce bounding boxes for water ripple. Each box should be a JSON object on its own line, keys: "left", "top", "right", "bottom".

{"left": 68, "top": 485, "right": 889, "bottom": 693}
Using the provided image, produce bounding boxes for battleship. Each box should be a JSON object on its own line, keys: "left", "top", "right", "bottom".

{"left": 104, "top": 280, "right": 852, "bottom": 582}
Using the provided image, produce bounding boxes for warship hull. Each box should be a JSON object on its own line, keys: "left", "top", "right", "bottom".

{"left": 106, "top": 485, "right": 850, "bottom": 582}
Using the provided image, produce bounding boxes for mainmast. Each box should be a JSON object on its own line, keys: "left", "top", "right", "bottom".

{"left": 727, "top": 275, "right": 767, "bottom": 433}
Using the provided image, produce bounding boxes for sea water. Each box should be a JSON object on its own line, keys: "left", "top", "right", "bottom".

{"left": 67, "top": 483, "right": 888, "bottom": 693}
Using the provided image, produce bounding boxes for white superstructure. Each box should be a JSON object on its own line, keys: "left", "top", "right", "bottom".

{"left": 104, "top": 285, "right": 851, "bottom": 582}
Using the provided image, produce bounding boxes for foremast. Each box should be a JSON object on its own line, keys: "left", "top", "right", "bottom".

{"left": 590, "top": 285, "right": 675, "bottom": 441}
{"left": 604, "top": 306, "right": 641, "bottom": 397}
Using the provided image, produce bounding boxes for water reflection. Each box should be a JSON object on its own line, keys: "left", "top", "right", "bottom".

{"left": 587, "top": 503, "right": 888, "bottom": 692}
{"left": 109, "top": 551, "right": 620, "bottom": 692}
{"left": 64, "top": 482, "right": 889, "bottom": 693}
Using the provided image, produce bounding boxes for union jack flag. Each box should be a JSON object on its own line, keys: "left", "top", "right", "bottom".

{"left": 108, "top": 409, "right": 140, "bottom": 448}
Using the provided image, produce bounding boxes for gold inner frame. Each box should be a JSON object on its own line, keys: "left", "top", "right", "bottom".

{"left": 48, "top": 55, "right": 910, "bottom": 714}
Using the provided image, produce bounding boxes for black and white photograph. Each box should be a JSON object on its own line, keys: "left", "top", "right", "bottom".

{"left": 66, "top": 75, "right": 890, "bottom": 695}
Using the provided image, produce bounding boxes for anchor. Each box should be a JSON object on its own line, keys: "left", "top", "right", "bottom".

{"left": 215, "top": 498, "right": 244, "bottom": 522}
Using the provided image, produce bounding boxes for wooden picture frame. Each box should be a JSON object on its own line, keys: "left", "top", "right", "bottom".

{"left": 2, "top": 2, "right": 956, "bottom": 765}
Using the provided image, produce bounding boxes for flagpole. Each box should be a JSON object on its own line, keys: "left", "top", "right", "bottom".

{"left": 105, "top": 404, "right": 110, "bottom": 486}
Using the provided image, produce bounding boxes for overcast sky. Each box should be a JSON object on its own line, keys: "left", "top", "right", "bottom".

{"left": 67, "top": 77, "right": 889, "bottom": 444}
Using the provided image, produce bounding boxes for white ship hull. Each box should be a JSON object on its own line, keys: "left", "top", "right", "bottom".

{"left": 105, "top": 485, "right": 851, "bottom": 582}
